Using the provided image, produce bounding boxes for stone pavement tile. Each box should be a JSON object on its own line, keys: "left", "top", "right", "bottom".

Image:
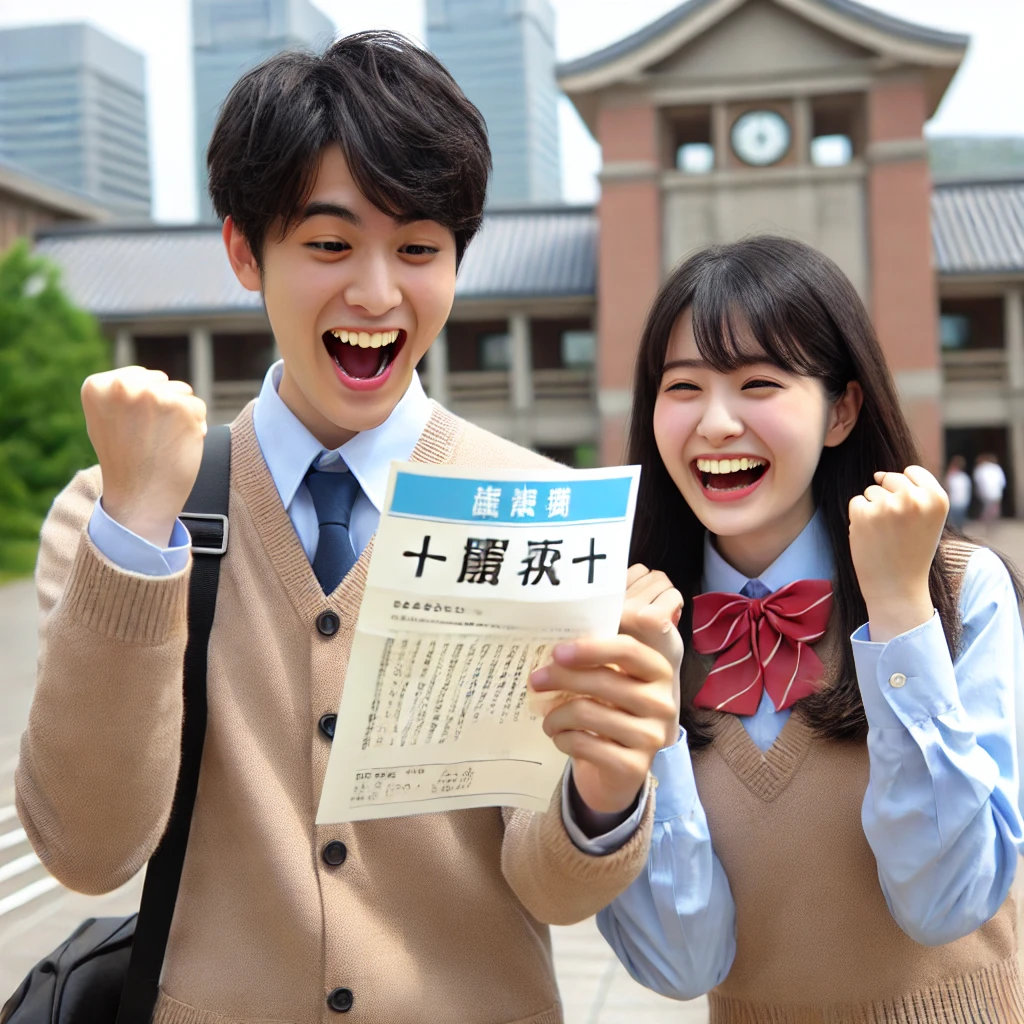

{"left": 552, "top": 918, "right": 617, "bottom": 1023}
{"left": 0, "top": 873, "right": 144, "bottom": 997}
{"left": 552, "top": 918, "right": 709, "bottom": 1024}
{"left": 598, "top": 963, "right": 709, "bottom": 1023}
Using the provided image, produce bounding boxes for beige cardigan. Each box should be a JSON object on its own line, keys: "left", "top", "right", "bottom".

{"left": 17, "top": 402, "right": 654, "bottom": 1024}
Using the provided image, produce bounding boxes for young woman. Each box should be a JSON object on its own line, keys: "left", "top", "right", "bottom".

{"left": 599, "top": 236, "right": 1024, "bottom": 1021}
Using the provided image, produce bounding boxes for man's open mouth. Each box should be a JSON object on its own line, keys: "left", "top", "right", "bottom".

{"left": 693, "top": 456, "right": 769, "bottom": 493}
{"left": 323, "top": 328, "right": 406, "bottom": 381}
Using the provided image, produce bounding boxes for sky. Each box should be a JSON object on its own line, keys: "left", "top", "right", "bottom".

{"left": 0, "top": 0, "right": 1021, "bottom": 222}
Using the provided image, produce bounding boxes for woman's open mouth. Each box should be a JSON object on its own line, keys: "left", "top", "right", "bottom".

{"left": 323, "top": 328, "right": 407, "bottom": 391}
{"left": 692, "top": 456, "right": 769, "bottom": 502}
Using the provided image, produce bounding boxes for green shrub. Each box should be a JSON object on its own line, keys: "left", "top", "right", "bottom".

{"left": 0, "top": 241, "right": 109, "bottom": 576}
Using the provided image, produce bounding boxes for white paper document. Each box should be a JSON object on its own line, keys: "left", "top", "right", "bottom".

{"left": 315, "top": 462, "right": 640, "bottom": 823}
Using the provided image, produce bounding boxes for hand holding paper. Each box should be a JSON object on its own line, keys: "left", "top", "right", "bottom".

{"left": 315, "top": 461, "right": 642, "bottom": 824}
{"left": 530, "top": 567, "right": 683, "bottom": 816}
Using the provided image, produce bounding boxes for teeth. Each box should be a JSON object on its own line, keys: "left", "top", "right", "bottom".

{"left": 330, "top": 328, "right": 400, "bottom": 349}
{"left": 696, "top": 457, "right": 766, "bottom": 474}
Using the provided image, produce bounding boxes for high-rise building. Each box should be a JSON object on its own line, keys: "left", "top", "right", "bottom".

{"left": 193, "top": 0, "right": 335, "bottom": 221}
{"left": 0, "top": 24, "right": 151, "bottom": 219}
{"left": 427, "top": 0, "right": 562, "bottom": 205}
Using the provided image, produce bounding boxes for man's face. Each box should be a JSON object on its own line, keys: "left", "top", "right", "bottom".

{"left": 226, "top": 145, "right": 457, "bottom": 448}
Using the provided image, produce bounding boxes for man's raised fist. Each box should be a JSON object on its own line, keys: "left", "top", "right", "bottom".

{"left": 81, "top": 366, "right": 208, "bottom": 548}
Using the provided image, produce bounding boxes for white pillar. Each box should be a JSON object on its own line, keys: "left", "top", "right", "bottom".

{"left": 792, "top": 96, "right": 813, "bottom": 165}
{"left": 509, "top": 313, "right": 533, "bottom": 412}
{"left": 1005, "top": 289, "right": 1024, "bottom": 516}
{"left": 189, "top": 326, "right": 214, "bottom": 404}
{"left": 711, "top": 102, "right": 729, "bottom": 172}
{"left": 428, "top": 327, "right": 449, "bottom": 407}
{"left": 114, "top": 327, "right": 135, "bottom": 368}
{"left": 1006, "top": 288, "right": 1024, "bottom": 389}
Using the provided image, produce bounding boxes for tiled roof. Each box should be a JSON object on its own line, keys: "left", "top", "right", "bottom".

{"left": 34, "top": 205, "right": 599, "bottom": 319}
{"left": 455, "top": 206, "right": 597, "bottom": 299}
{"left": 35, "top": 226, "right": 262, "bottom": 318}
{"left": 932, "top": 179, "right": 1024, "bottom": 276}
{"left": 34, "top": 181, "right": 1024, "bottom": 320}
{"left": 558, "top": 0, "right": 967, "bottom": 79}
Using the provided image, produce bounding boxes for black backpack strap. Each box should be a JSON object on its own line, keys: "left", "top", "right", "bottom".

{"left": 115, "top": 424, "right": 231, "bottom": 1024}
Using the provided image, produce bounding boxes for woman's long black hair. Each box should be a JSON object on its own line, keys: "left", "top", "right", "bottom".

{"left": 628, "top": 236, "right": 1019, "bottom": 747}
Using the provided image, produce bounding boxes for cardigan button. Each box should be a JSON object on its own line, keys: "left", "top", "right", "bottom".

{"left": 327, "top": 987, "right": 354, "bottom": 1013}
{"left": 318, "top": 714, "right": 337, "bottom": 740}
{"left": 317, "top": 611, "right": 340, "bottom": 636}
{"left": 888, "top": 672, "right": 907, "bottom": 688}
{"left": 322, "top": 840, "right": 347, "bottom": 867}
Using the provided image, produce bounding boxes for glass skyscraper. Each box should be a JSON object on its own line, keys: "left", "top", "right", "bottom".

{"left": 0, "top": 23, "right": 151, "bottom": 219}
{"left": 193, "top": 0, "right": 335, "bottom": 222}
{"left": 427, "top": 0, "right": 562, "bottom": 205}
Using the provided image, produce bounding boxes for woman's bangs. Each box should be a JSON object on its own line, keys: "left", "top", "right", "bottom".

{"left": 690, "top": 274, "right": 823, "bottom": 378}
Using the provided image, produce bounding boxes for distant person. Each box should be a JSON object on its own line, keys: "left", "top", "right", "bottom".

{"left": 945, "top": 454, "right": 972, "bottom": 528}
{"left": 974, "top": 453, "right": 1007, "bottom": 523}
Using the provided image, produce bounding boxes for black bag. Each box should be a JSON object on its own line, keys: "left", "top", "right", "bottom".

{"left": 1, "top": 425, "right": 231, "bottom": 1024}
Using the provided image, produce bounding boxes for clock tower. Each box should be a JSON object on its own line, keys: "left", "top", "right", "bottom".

{"left": 558, "top": 0, "right": 967, "bottom": 467}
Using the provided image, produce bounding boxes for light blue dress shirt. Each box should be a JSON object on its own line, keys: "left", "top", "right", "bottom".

{"left": 597, "top": 512, "right": 1024, "bottom": 1000}
{"left": 88, "top": 361, "right": 434, "bottom": 569}
{"left": 87, "top": 361, "right": 637, "bottom": 853}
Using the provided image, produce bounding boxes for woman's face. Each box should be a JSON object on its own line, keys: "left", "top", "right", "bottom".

{"left": 652, "top": 309, "right": 861, "bottom": 575}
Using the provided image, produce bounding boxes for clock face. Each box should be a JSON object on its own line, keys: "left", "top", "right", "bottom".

{"left": 731, "top": 110, "right": 791, "bottom": 167}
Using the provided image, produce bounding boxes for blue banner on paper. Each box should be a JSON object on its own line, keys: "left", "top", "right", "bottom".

{"left": 389, "top": 472, "right": 633, "bottom": 525}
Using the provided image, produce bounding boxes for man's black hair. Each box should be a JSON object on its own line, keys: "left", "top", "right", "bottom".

{"left": 207, "top": 30, "right": 491, "bottom": 267}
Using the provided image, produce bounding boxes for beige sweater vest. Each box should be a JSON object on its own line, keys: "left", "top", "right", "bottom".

{"left": 16, "top": 402, "right": 654, "bottom": 1024}
{"left": 685, "top": 540, "right": 1023, "bottom": 1023}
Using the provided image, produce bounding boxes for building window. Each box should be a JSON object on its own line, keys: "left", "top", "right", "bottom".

{"left": 810, "top": 94, "right": 862, "bottom": 167}
{"left": 134, "top": 335, "right": 189, "bottom": 383}
{"left": 530, "top": 317, "right": 594, "bottom": 369}
{"left": 561, "top": 330, "right": 596, "bottom": 368}
{"left": 677, "top": 143, "right": 715, "bottom": 175}
{"left": 445, "top": 320, "right": 509, "bottom": 371}
{"left": 940, "top": 314, "right": 971, "bottom": 350}
{"left": 667, "top": 106, "right": 714, "bottom": 174}
{"left": 939, "top": 298, "right": 1005, "bottom": 350}
{"left": 212, "top": 332, "right": 276, "bottom": 380}
{"left": 479, "top": 333, "right": 512, "bottom": 371}
{"left": 810, "top": 134, "right": 853, "bottom": 167}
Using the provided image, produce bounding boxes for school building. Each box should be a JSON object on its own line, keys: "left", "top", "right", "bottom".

{"left": 33, "top": 0, "right": 1024, "bottom": 511}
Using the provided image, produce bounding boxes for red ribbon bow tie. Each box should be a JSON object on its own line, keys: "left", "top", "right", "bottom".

{"left": 691, "top": 580, "right": 833, "bottom": 716}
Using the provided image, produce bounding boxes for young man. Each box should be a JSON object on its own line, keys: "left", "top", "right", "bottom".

{"left": 16, "top": 33, "right": 681, "bottom": 1024}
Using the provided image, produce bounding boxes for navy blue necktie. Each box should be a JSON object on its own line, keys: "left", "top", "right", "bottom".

{"left": 306, "top": 463, "right": 361, "bottom": 594}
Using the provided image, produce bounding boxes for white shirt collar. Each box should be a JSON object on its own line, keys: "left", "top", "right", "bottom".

{"left": 251, "top": 360, "right": 433, "bottom": 513}
{"left": 701, "top": 509, "right": 834, "bottom": 595}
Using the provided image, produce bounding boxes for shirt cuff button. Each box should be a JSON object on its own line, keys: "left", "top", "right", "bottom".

{"left": 888, "top": 672, "right": 907, "bottom": 688}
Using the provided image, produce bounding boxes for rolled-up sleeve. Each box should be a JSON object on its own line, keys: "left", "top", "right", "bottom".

{"left": 855, "top": 547, "right": 1024, "bottom": 946}
{"left": 88, "top": 499, "right": 191, "bottom": 576}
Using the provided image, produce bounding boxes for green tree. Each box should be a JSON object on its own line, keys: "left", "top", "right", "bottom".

{"left": 0, "top": 241, "right": 109, "bottom": 578}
